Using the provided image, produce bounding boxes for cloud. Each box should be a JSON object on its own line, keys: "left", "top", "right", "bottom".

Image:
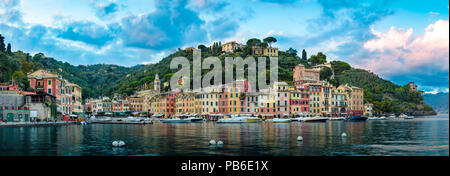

{"left": 429, "top": 11, "right": 440, "bottom": 15}
{"left": 257, "top": 0, "right": 298, "bottom": 4}
{"left": 92, "top": 1, "right": 120, "bottom": 18}
{"left": 0, "top": 0, "right": 20, "bottom": 8}
{"left": 119, "top": 0, "right": 209, "bottom": 50}
{"left": 0, "top": 0, "right": 23, "bottom": 24}
{"left": 358, "top": 20, "right": 449, "bottom": 91}
{"left": 56, "top": 21, "right": 118, "bottom": 47}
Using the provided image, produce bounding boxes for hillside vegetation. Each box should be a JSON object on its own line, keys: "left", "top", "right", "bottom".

{"left": 0, "top": 34, "right": 436, "bottom": 115}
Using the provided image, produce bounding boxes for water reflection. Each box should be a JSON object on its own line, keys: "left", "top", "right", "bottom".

{"left": 0, "top": 114, "right": 448, "bottom": 156}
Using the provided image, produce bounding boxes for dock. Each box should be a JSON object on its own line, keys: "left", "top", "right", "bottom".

{"left": 0, "top": 121, "right": 77, "bottom": 128}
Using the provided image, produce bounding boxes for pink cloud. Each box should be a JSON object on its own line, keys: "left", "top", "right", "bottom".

{"left": 360, "top": 20, "right": 449, "bottom": 76}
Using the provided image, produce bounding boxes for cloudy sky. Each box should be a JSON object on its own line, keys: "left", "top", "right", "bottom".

{"left": 0, "top": 0, "right": 448, "bottom": 93}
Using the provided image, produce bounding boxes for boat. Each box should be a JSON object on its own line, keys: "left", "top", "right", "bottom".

{"left": 399, "top": 114, "right": 408, "bottom": 118}
{"left": 329, "top": 117, "right": 345, "bottom": 121}
{"left": 88, "top": 116, "right": 112, "bottom": 123}
{"left": 269, "top": 118, "right": 291, "bottom": 123}
{"left": 405, "top": 115, "right": 415, "bottom": 119}
{"left": 217, "top": 115, "right": 261, "bottom": 123}
{"left": 246, "top": 117, "right": 262, "bottom": 123}
{"left": 217, "top": 117, "right": 248, "bottom": 123}
{"left": 303, "top": 116, "right": 328, "bottom": 122}
{"left": 378, "top": 116, "right": 387, "bottom": 120}
{"left": 368, "top": 117, "right": 379, "bottom": 120}
{"left": 388, "top": 114, "right": 396, "bottom": 118}
{"left": 186, "top": 116, "right": 203, "bottom": 122}
{"left": 161, "top": 118, "right": 191, "bottom": 123}
{"left": 345, "top": 115, "right": 367, "bottom": 121}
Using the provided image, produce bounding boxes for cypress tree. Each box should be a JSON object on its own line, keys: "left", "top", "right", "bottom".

{"left": 0, "top": 34, "right": 5, "bottom": 53}
{"left": 6, "top": 43, "right": 12, "bottom": 55}
{"left": 302, "top": 49, "right": 307, "bottom": 60}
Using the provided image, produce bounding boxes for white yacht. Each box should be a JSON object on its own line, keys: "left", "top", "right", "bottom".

{"left": 378, "top": 116, "right": 387, "bottom": 120}
{"left": 329, "top": 117, "right": 345, "bottom": 121}
{"left": 405, "top": 115, "right": 415, "bottom": 119}
{"left": 303, "top": 116, "right": 328, "bottom": 122}
{"left": 368, "top": 117, "right": 379, "bottom": 120}
{"left": 399, "top": 114, "right": 408, "bottom": 118}
{"left": 268, "top": 118, "right": 291, "bottom": 123}
{"left": 217, "top": 115, "right": 261, "bottom": 123}
{"left": 161, "top": 117, "right": 191, "bottom": 123}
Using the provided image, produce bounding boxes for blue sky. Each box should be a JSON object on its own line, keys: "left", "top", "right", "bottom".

{"left": 0, "top": 0, "right": 448, "bottom": 93}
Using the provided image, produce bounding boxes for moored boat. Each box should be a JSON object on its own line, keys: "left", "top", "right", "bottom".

{"left": 269, "top": 118, "right": 291, "bottom": 123}
{"left": 329, "top": 117, "right": 345, "bottom": 121}
{"left": 389, "top": 114, "right": 396, "bottom": 118}
{"left": 303, "top": 116, "right": 328, "bottom": 122}
{"left": 161, "top": 118, "right": 191, "bottom": 123}
{"left": 186, "top": 116, "right": 203, "bottom": 122}
{"left": 217, "top": 117, "right": 248, "bottom": 123}
{"left": 217, "top": 115, "right": 261, "bottom": 123}
{"left": 405, "top": 115, "right": 415, "bottom": 119}
{"left": 378, "top": 116, "right": 387, "bottom": 120}
{"left": 345, "top": 115, "right": 367, "bottom": 121}
{"left": 368, "top": 117, "right": 379, "bottom": 120}
{"left": 399, "top": 114, "right": 408, "bottom": 118}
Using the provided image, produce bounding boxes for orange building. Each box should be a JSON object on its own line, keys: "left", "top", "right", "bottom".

{"left": 293, "top": 64, "right": 320, "bottom": 86}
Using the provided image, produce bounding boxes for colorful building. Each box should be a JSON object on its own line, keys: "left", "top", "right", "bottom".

{"left": 252, "top": 46, "right": 279, "bottom": 57}
{"left": 293, "top": 64, "right": 320, "bottom": 86}
{"left": 222, "top": 41, "right": 243, "bottom": 53}
{"left": 344, "top": 84, "right": 364, "bottom": 116}
{"left": 28, "top": 70, "right": 63, "bottom": 108}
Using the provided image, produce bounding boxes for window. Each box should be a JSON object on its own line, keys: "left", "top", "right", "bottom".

{"left": 48, "top": 80, "right": 52, "bottom": 85}
{"left": 48, "top": 89, "right": 52, "bottom": 94}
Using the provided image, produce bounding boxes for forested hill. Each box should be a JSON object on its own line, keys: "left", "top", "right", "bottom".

{"left": 0, "top": 36, "right": 142, "bottom": 99}
{"left": 108, "top": 48, "right": 311, "bottom": 96}
{"left": 330, "top": 68, "right": 435, "bottom": 115}
{"left": 0, "top": 34, "right": 437, "bottom": 115}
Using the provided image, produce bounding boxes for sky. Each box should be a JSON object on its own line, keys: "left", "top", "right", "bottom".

{"left": 0, "top": 0, "right": 448, "bottom": 93}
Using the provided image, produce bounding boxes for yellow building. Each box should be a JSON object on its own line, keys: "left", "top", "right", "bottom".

{"left": 252, "top": 46, "right": 278, "bottom": 57}
{"left": 129, "top": 96, "right": 144, "bottom": 112}
{"left": 226, "top": 85, "right": 242, "bottom": 114}
{"left": 331, "top": 86, "right": 348, "bottom": 116}
{"left": 222, "top": 41, "right": 243, "bottom": 53}
{"left": 343, "top": 84, "right": 364, "bottom": 116}
{"left": 321, "top": 81, "right": 332, "bottom": 117}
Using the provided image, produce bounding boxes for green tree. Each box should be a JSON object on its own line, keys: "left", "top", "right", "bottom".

{"left": 246, "top": 38, "right": 262, "bottom": 47}
{"left": 286, "top": 48, "right": 297, "bottom": 56}
{"left": 0, "top": 34, "right": 5, "bottom": 53}
{"left": 319, "top": 67, "right": 333, "bottom": 81}
{"left": 6, "top": 43, "right": 12, "bottom": 55}
{"left": 302, "top": 49, "right": 307, "bottom": 60}
{"left": 308, "top": 52, "right": 327, "bottom": 65}
{"left": 198, "top": 44, "right": 207, "bottom": 51}
{"left": 330, "top": 60, "right": 351, "bottom": 75}
{"left": 263, "top": 36, "right": 277, "bottom": 47}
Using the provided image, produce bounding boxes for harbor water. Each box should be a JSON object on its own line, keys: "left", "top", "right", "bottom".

{"left": 0, "top": 114, "right": 448, "bottom": 156}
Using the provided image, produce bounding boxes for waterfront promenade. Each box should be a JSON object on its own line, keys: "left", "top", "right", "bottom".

{"left": 0, "top": 121, "right": 77, "bottom": 128}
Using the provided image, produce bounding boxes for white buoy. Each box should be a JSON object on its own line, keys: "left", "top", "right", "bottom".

{"left": 118, "top": 141, "right": 125, "bottom": 147}
{"left": 217, "top": 141, "right": 223, "bottom": 145}
{"left": 209, "top": 140, "right": 216, "bottom": 145}
{"left": 342, "top": 132, "right": 347, "bottom": 137}
{"left": 112, "top": 141, "right": 119, "bottom": 147}
{"left": 297, "top": 136, "right": 303, "bottom": 141}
